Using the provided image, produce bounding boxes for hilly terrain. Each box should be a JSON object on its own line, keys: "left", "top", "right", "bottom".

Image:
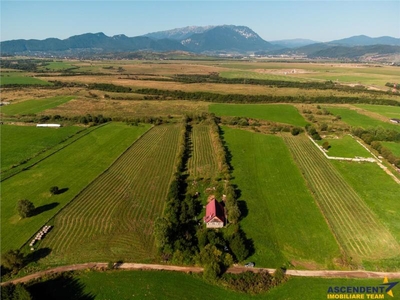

{"left": 1, "top": 26, "right": 399, "bottom": 61}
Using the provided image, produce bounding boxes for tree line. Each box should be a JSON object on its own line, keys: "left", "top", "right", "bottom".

{"left": 352, "top": 126, "right": 400, "bottom": 167}
{"left": 137, "top": 88, "right": 400, "bottom": 107}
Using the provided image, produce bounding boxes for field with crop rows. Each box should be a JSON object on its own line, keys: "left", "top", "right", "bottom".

{"left": 0, "top": 125, "right": 83, "bottom": 172}
{"left": 187, "top": 124, "right": 219, "bottom": 179}
{"left": 317, "top": 135, "right": 372, "bottom": 158}
{"left": 210, "top": 104, "right": 307, "bottom": 126}
{"left": 283, "top": 135, "right": 400, "bottom": 260}
{"left": 222, "top": 127, "right": 340, "bottom": 268}
{"left": 41, "top": 124, "right": 181, "bottom": 264}
{"left": 354, "top": 104, "right": 400, "bottom": 119}
{"left": 1, "top": 123, "right": 150, "bottom": 253}
{"left": 325, "top": 107, "right": 400, "bottom": 131}
{"left": 0, "top": 96, "right": 74, "bottom": 115}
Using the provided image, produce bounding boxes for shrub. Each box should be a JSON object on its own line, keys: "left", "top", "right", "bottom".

{"left": 49, "top": 186, "right": 59, "bottom": 195}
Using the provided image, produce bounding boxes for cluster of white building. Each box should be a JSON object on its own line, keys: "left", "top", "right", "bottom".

{"left": 29, "top": 225, "right": 52, "bottom": 249}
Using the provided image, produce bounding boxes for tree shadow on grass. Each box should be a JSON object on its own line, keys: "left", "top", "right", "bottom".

{"left": 27, "top": 272, "right": 95, "bottom": 300}
{"left": 31, "top": 202, "right": 59, "bottom": 216}
{"left": 237, "top": 200, "right": 248, "bottom": 220}
{"left": 24, "top": 248, "right": 52, "bottom": 265}
{"left": 57, "top": 187, "right": 69, "bottom": 195}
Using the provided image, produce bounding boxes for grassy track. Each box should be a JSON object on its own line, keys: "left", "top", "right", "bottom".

{"left": 0, "top": 96, "right": 74, "bottom": 115}
{"left": 1, "top": 123, "right": 150, "bottom": 253}
{"left": 187, "top": 124, "right": 219, "bottom": 179}
{"left": 41, "top": 125, "right": 181, "bottom": 264}
{"left": 210, "top": 104, "right": 307, "bottom": 126}
{"left": 283, "top": 135, "right": 400, "bottom": 260}
{"left": 354, "top": 104, "right": 400, "bottom": 119}
{"left": 222, "top": 127, "right": 340, "bottom": 268}
{"left": 317, "top": 135, "right": 372, "bottom": 158}
{"left": 325, "top": 107, "right": 400, "bottom": 131}
{"left": 0, "top": 125, "right": 82, "bottom": 172}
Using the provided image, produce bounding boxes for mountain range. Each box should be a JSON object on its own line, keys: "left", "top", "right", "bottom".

{"left": 1, "top": 25, "right": 400, "bottom": 60}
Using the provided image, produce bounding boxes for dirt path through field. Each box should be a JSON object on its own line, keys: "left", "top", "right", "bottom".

{"left": 2, "top": 263, "right": 400, "bottom": 286}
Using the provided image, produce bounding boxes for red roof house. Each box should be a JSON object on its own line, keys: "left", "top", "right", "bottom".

{"left": 204, "top": 199, "right": 225, "bottom": 228}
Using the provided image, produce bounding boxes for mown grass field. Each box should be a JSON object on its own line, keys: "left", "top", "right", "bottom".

{"left": 41, "top": 124, "right": 180, "bottom": 264}
{"left": 222, "top": 127, "right": 340, "bottom": 268}
{"left": 284, "top": 135, "right": 400, "bottom": 260}
{"left": 0, "top": 125, "right": 83, "bottom": 172}
{"left": 27, "top": 270, "right": 384, "bottom": 300}
{"left": 354, "top": 104, "right": 400, "bottom": 119}
{"left": 0, "top": 96, "right": 74, "bottom": 115}
{"left": 210, "top": 104, "right": 307, "bottom": 126}
{"left": 1, "top": 123, "right": 150, "bottom": 253}
{"left": 219, "top": 70, "right": 308, "bottom": 82}
{"left": 381, "top": 141, "right": 400, "bottom": 156}
{"left": 326, "top": 107, "right": 400, "bottom": 131}
{"left": 0, "top": 73, "right": 51, "bottom": 85}
{"left": 187, "top": 124, "right": 219, "bottom": 179}
{"left": 317, "top": 135, "right": 372, "bottom": 158}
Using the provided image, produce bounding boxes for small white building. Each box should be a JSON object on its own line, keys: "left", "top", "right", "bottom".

{"left": 36, "top": 124, "right": 61, "bottom": 128}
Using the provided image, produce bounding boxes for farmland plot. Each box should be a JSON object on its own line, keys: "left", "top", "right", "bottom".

{"left": 223, "top": 127, "right": 340, "bottom": 268}
{"left": 1, "top": 123, "right": 149, "bottom": 253}
{"left": 283, "top": 135, "right": 400, "bottom": 260}
{"left": 187, "top": 124, "right": 219, "bottom": 179}
{"left": 0, "top": 96, "right": 74, "bottom": 115}
{"left": 41, "top": 124, "right": 181, "bottom": 264}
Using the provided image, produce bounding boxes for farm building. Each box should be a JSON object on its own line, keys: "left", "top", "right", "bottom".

{"left": 390, "top": 118, "right": 400, "bottom": 124}
{"left": 36, "top": 124, "right": 61, "bottom": 128}
{"left": 204, "top": 199, "right": 225, "bottom": 228}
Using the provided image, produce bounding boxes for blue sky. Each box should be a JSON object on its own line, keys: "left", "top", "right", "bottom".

{"left": 1, "top": 1, "right": 399, "bottom": 42}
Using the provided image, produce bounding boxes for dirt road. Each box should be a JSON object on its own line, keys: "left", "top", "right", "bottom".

{"left": 2, "top": 263, "right": 400, "bottom": 286}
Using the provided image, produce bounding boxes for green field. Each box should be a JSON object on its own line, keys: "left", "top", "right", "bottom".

{"left": 0, "top": 73, "right": 51, "bottom": 85}
{"left": 0, "top": 125, "right": 83, "bottom": 172}
{"left": 381, "top": 141, "right": 400, "bottom": 157}
{"left": 42, "top": 61, "right": 76, "bottom": 71}
{"left": 1, "top": 123, "right": 150, "bottom": 253}
{"left": 284, "top": 135, "right": 400, "bottom": 260}
{"left": 26, "top": 270, "right": 385, "bottom": 300}
{"left": 223, "top": 127, "right": 339, "bottom": 268}
{"left": 187, "top": 124, "right": 219, "bottom": 179}
{"left": 331, "top": 161, "right": 400, "bottom": 244}
{"left": 41, "top": 125, "right": 180, "bottom": 264}
{"left": 317, "top": 135, "right": 372, "bottom": 158}
{"left": 220, "top": 70, "right": 307, "bottom": 82}
{"left": 355, "top": 104, "right": 400, "bottom": 119}
{"left": 0, "top": 96, "right": 74, "bottom": 115}
{"left": 325, "top": 107, "right": 400, "bottom": 131}
{"left": 209, "top": 104, "right": 307, "bottom": 126}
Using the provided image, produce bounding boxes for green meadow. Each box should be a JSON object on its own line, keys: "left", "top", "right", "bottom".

{"left": 0, "top": 125, "right": 83, "bottom": 172}
{"left": 42, "top": 61, "right": 76, "bottom": 71}
{"left": 210, "top": 104, "right": 307, "bottom": 126}
{"left": 219, "top": 70, "right": 307, "bottom": 82}
{"left": 0, "top": 73, "right": 51, "bottom": 86}
{"left": 355, "top": 104, "right": 400, "bottom": 119}
{"left": 0, "top": 96, "right": 74, "bottom": 115}
{"left": 222, "top": 127, "right": 339, "bottom": 268}
{"left": 317, "top": 135, "right": 372, "bottom": 158}
{"left": 1, "top": 123, "right": 150, "bottom": 253}
{"left": 26, "top": 270, "right": 384, "bottom": 300}
{"left": 326, "top": 107, "right": 400, "bottom": 131}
